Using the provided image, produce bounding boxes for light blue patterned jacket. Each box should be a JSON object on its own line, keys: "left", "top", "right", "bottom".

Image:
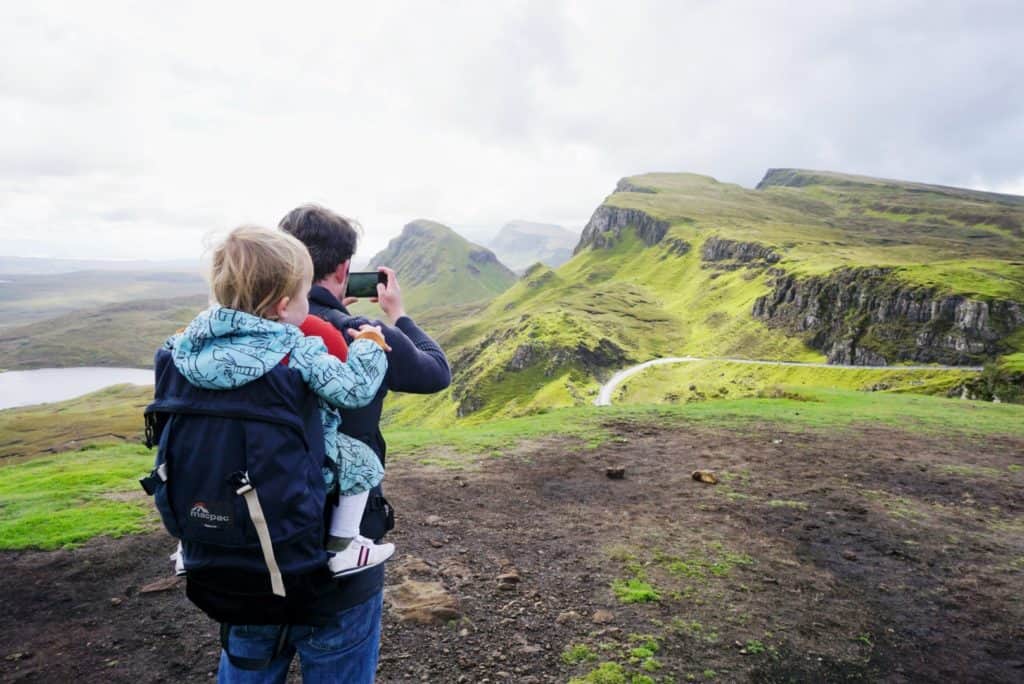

{"left": 165, "top": 306, "right": 388, "bottom": 491}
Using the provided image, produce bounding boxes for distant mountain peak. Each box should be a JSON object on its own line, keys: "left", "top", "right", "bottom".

{"left": 365, "top": 219, "right": 516, "bottom": 311}
{"left": 488, "top": 221, "right": 578, "bottom": 273}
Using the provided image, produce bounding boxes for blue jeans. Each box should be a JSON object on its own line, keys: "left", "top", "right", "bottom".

{"left": 217, "top": 591, "right": 383, "bottom": 683}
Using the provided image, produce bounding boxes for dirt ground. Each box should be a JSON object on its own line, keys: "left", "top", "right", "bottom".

{"left": 2, "top": 421, "right": 1023, "bottom": 683}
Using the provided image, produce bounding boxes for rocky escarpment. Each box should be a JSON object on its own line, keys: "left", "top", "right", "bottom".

{"left": 753, "top": 268, "right": 1024, "bottom": 365}
{"left": 701, "top": 236, "right": 780, "bottom": 268}
{"left": 661, "top": 237, "right": 691, "bottom": 258}
{"left": 574, "top": 205, "right": 670, "bottom": 254}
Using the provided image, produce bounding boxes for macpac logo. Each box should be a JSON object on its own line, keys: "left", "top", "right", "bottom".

{"left": 190, "top": 502, "right": 231, "bottom": 524}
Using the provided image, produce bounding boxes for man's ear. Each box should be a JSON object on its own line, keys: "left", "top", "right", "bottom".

{"left": 333, "top": 260, "right": 350, "bottom": 282}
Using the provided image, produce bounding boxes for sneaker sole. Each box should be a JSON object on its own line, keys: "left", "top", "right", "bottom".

{"left": 330, "top": 554, "right": 394, "bottom": 578}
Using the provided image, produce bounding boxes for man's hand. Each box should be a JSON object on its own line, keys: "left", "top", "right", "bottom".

{"left": 371, "top": 266, "right": 406, "bottom": 323}
{"left": 342, "top": 296, "right": 360, "bottom": 307}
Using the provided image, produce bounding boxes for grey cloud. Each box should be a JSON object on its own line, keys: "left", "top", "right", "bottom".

{"left": 1, "top": 1, "right": 1023, "bottom": 261}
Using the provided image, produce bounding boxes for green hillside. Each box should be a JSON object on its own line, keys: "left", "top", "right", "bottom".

{"left": 362, "top": 219, "right": 518, "bottom": 313}
{"left": 383, "top": 170, "right": 1024, "bottom": 426}
{"left": 0, "top": 384, "right": 150, "bottom": 461}
{"left": 0, "top": 295, "right": 206, "bottom": 370}
{"left": 0, "top": 270, "right": 207, "bottom": 330}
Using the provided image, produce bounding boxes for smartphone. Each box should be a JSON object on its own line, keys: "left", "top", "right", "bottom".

{"left": 345, "top": 271, "right": 387, "bottom": 298}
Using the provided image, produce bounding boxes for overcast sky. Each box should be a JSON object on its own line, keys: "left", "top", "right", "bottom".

{"left": 2, "top": 1, "right": 1022, "bottom": 261}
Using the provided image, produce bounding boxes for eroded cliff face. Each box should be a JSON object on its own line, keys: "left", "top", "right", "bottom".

{"left": 752, "top": 268, "right": 1024, "bottom": 365}
{"left": 701, "top": 236, "right": 780, "bottom": 268}
{"left": 574, "top": 205, "right": 670, "bottom": 254}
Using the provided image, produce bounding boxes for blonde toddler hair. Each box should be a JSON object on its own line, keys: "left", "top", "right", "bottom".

{"left": 209, "top": 225, "right": 313, "bottom": 320}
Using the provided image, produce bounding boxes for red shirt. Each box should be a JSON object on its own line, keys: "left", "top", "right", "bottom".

{"left": 300, "top": 315, "right": 349, "bottom": 361}
{"left": 281, "top": 315, "right": 349, "bottom": 366}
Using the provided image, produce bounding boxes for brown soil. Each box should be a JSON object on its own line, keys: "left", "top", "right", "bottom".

{"left": 2, "top": 423, "right": 1023, "bottom": 683}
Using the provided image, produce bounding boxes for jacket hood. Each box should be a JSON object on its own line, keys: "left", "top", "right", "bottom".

{"left": 170, "top": 306, "right": 302, "bottom": 389}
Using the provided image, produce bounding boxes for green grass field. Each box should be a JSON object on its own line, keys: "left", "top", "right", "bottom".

{"left": 5, "top": 388, "right": 1021, "bottom": 550}
{"left": 613, "top": 360, "right": 973, "bottom": 405}
{"left": 0, "top": 443, "right": 156, "bottom": 550}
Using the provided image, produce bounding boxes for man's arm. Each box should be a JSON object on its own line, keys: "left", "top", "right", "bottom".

{"left": 383, "top": 317, "right": 451, "bottom": 394}
{"left": 346, "top": 266, "right": 451, "bottom": 395}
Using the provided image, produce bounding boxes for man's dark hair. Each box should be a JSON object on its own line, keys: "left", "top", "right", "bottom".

{"left": 278, "top": 204, "right": 361, "bottom": 282}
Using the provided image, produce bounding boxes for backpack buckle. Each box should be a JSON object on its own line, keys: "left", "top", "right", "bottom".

{"left": 139, "top": 463, "right": 168, "bottom": 496}
{"left": 228, "top": 470, "right": 253, "bottom": 495}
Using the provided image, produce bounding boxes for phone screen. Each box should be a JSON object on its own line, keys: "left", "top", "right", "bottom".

{"left": 345, "top": 271, "right": 386, "bottom": 298}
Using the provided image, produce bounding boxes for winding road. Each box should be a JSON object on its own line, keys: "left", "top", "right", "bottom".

{"left": 594, "top": 356, "right": 983, "bottom": 406}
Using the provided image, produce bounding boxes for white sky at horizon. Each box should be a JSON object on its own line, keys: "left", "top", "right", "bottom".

{"left": 2, "top": 1, "right": 1022, "bottom": 262}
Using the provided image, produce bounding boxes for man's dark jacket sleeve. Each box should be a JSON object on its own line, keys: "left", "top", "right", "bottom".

{"left": 379, "top": 316, "right": 451, "bottom": 394}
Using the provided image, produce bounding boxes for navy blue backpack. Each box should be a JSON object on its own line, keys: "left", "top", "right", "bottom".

{"left": 141, "top": 348, "right": 334, "bottom": 626}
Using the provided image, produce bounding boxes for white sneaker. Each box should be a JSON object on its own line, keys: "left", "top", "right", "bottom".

{"left": 328, "top": 536, "right": 395, "bottom": 577}
{"left": 170, "top": 541, "right": 186, "bottom": 576}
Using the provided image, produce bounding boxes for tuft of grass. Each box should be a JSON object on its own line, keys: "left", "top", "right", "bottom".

{"left": 745, "top": 639, "right": 767, "bottom": 654}
{"left": 0, "top": 443, "right": 156, "bottom": 549}
{"left": 568, "top": 661, "right": 628, "bottom": 684}
{"left": 660, "top": 546, "right": 755, "bottom": 581}
{"left": 612, "top": 578, "right": 661, "bottom": 604}
{"left": 563, "top": 644, "right": 600, "bottom": 665}
{"left": 768, "top": 499, "right": 810, "bottom": 511}
{"left": 940, "top": 464, "right": 1004, "bottom": 478}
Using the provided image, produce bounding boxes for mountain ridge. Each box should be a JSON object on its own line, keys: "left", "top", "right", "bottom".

{"left": 382, "top": 168, "right": 1024, "bottom": 426}
{"left": 364, "top": 219, "right": 517, "bottom": 312}
{"left": 488, "top": 221, "right": 577, "bottom": 272}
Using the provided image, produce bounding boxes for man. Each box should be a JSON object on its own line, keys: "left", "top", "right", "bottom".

{"left": 215, "top": 205, "right": 450, "bottom": 683}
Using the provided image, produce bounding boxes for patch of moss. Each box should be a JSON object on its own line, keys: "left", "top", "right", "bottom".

{"left": 612, "top": 578, "right": 661, "bottom": 604}
{"left": 563, "top": 644, "right": 599, "bottom": 665}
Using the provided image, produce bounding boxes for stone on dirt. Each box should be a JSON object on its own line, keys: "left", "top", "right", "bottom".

{"left": 591, "top": 609, "right": 614, "bottom": 624}
{"left": 497, "top": 569, "right": 520, "bottom": 585}
{"left": 386, "top": 579, "right": 461, "bottom": 624}
{"left": 692, "top": 469, "right": 718, "bottom": 484}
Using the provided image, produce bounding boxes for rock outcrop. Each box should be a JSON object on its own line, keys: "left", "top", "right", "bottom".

{"left": 701, "top": 236, "right": 780, "bottom": 268}
{"left": 661, "top": 237, "right": 691, "bottom": 258}
{"left": 574, "top": 205, "right": 670, "bottom": 254}
{"left": 752, "top": 268, "right": 1024, "bottom": 365}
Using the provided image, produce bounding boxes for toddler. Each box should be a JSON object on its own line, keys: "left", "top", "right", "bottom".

{"left": 166, "top": 225, "right": 394, "bottom": 577}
